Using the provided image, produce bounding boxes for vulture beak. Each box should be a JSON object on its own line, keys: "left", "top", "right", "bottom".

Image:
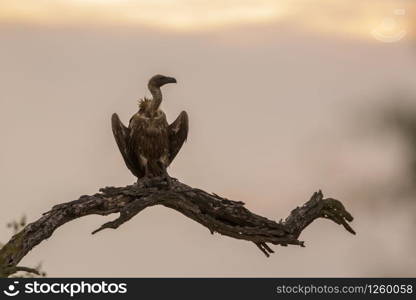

{"left": 164, "top": 76, "right": 177, "bottom": 84}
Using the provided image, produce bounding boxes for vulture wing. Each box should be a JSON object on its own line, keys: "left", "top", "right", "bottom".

{"left": 111, "top": 113, "right": 143, "bottom": 178}
{"left": 168, "top": 111, "right": 189, "bottom": 164}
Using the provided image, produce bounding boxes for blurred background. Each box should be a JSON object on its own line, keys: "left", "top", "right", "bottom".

{"left": 0, "top": 0, "right": 415, "bottom": 277}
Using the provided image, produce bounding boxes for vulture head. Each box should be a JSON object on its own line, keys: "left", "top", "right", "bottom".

{"left": 145, "top": 74, "right": 177, "bottom": 115}
{"left": 148, "top": 74, "right": 177, "bottom": 89}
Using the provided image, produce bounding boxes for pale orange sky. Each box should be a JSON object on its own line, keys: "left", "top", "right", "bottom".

{"left": 0, "top": 0, "right": 414, "bottom": 40}
{"left": 1, "top": 0, "right": 416, "bottom": 277}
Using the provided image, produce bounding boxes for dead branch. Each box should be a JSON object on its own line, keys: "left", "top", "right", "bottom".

{"left": 0, "top": 177, "right": 354, "bottom": 277}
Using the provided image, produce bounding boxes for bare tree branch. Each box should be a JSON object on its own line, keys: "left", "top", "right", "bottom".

{"left": 0, "top": 177, "right": 355, "bottom": 277}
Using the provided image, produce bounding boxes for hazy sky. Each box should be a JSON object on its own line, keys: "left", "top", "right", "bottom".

{"left": 1, "top": 0, "right": 415, "bottom": 38}
{"left": 0, "top": 1, "right": 416, "bottom": 277}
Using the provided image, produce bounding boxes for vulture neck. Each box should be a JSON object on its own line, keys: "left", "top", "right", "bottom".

{"left": 148, "top": 84, "right": 162, "bottom": 113}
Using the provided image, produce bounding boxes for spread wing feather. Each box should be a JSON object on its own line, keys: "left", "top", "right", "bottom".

{"left": 111, "top": 113, "right": 143, "bottom": 178}
{"left": 168, "top": 111, "right": 189, "bottom": 164}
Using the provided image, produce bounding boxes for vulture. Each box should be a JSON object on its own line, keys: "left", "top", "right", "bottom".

{"left": 111, "top": 75, "right": 188, "bottom": 183}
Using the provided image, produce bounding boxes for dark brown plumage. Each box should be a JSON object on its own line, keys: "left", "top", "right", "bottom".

{"left": 111, "top": 75, "right": 188, "bottom": 181}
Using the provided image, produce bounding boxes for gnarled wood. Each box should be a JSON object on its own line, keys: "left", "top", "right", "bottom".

{"left": 0, "top": 177, "right": 354, "bottom": 277}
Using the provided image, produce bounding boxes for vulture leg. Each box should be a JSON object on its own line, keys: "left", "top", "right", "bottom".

{"left": 158, "top": 160, "right": 172, "bottom": 187}
{"left": 168, "top": 111, "right": 189, "bottom": 164}
{"left": 111, "top": 113, "right": 142, "bottom": 178}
